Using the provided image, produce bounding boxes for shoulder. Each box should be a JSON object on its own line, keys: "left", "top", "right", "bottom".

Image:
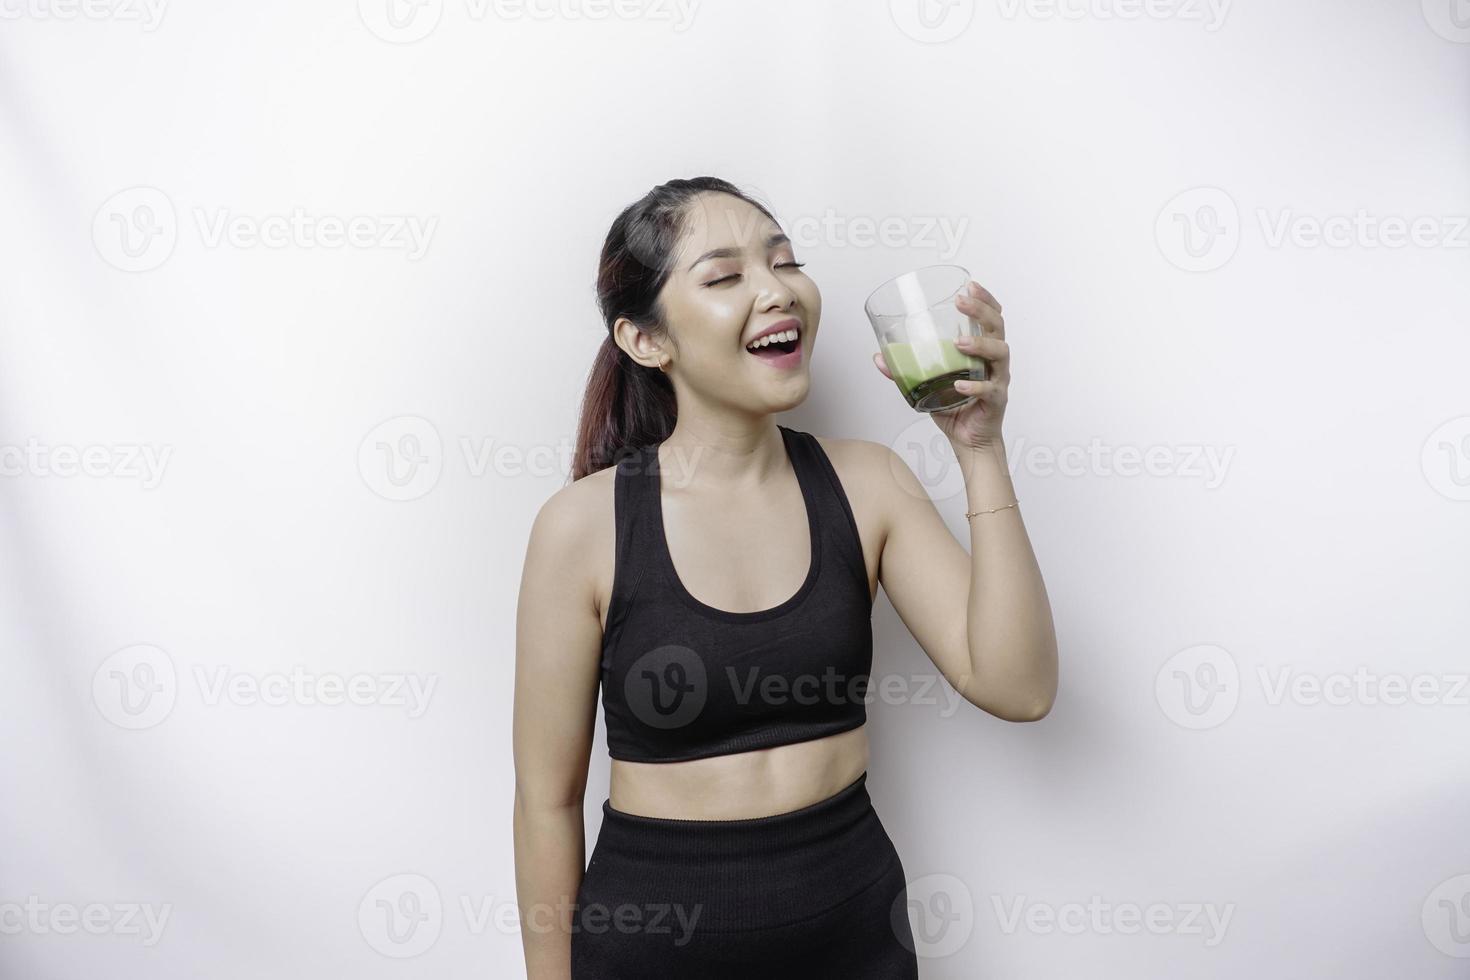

{"left": 808, "top": 431, "right": 915, "bottom": 491}
{"left": 809, "top": 430, "right": 888, "bottom": 473}
{"left": 525, "top": 462, "right": 618, "bottom": 582}
{"left": 805, "top": 431, "right": 922, "bottom": 538}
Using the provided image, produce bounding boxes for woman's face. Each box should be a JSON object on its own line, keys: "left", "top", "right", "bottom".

{"left": 630, "top": 191, "right": 822, "bottom": 414}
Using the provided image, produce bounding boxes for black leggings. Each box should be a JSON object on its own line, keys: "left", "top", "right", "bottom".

{"left": 570, "top": 771, "right": 920, "bottom": 978}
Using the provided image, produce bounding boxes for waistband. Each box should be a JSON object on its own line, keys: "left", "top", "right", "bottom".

{"left": 587, "top": 771, "right": 897, "bottom": 932}
{"left": 601, "top": 770, "right": 870, "bottom": 851}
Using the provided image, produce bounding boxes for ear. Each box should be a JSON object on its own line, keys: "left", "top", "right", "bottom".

{"left": 613, "top": 316, "right": 667, "bottom": 371}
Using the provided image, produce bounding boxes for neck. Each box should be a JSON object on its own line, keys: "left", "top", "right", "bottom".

{"left": 657, "top": 416, "right": 787, "bottom": 493}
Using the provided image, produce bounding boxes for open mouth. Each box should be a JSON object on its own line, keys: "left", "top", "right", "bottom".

{"left": 745, "top": 327, "right": 801, "bottom": 360}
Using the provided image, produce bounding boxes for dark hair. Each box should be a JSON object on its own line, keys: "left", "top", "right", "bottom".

{"left": 570, "top": 177, "right": 780, "bottom": 481}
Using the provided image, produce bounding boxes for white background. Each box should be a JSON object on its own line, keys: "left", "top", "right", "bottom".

{"left": 2, "top": 0, "right": 1468, "bottom": 976}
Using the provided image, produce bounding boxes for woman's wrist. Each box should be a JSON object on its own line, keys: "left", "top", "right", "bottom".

{"left": 952, "top": 438, "right": 1017, "bottom": 512}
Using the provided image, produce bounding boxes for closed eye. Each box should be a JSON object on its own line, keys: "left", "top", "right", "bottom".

{"left": 704, "top": 262, "right": 806, "bottom": 287}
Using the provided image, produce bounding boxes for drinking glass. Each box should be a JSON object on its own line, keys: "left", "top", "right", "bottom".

{"left": 865, "top": 264, "right": 987, "bottom": 413}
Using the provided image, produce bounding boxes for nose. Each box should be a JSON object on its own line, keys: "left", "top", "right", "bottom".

{"left": 751, "top": 267, "right": 798, "bottom": 313}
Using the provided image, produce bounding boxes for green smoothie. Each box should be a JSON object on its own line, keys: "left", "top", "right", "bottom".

{"left": 880, "top": 339, "right": 985, "bottom": 411}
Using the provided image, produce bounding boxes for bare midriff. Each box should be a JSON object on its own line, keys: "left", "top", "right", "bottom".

{"left": 608, "top": 724, "right": 869, "bottom": 820}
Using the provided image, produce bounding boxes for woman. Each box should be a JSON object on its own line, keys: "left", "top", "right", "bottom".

{"left": 513, "top": 176, "right": 1058, "bottom": 978}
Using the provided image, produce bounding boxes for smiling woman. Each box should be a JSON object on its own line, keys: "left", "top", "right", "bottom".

{"left": 568, "top": 179, "right": 825, "bottom": 480}
{"left": 513, "top": 176, "right": 1057, "bottom": 978}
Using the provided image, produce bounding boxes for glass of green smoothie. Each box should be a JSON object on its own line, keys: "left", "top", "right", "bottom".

{"left": 865, "top": 264, "right": 987, "bottom": 413}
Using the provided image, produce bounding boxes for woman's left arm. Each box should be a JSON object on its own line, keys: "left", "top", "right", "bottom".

{"left": 868, "top": 280, "right": 1058, "bottom": 722}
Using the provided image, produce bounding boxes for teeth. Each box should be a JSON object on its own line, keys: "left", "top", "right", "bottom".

{"left": 746, "top": 327, "right": 799, "bottom": 351}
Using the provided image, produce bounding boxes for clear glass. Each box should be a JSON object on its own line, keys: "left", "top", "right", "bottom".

{"left": 865, "top": 264, "right": 987, "bottom": 413}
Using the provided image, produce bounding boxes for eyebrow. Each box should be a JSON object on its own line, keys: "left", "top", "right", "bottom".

{"left": 686, "top": 232, "right": 791, "bottom": 272}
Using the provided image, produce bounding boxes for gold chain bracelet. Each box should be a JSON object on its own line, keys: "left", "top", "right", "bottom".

{"left": 965, "top": 499, "right": 1019, "bottom": 520}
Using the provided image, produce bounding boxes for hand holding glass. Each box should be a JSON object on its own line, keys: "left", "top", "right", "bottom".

{"left": 865, "top": 264, "right": 987, "bottom": 413}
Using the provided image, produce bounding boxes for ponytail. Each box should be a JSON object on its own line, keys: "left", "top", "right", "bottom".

{"left": 571, "top": 334, "right": 676, "bottom": 481}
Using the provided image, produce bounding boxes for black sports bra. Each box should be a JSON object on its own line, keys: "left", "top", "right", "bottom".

{"left": 598, "top": 424, "right": 874, "bottom": 763}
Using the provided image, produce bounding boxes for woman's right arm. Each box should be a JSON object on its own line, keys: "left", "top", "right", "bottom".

{"left": 513, "top": 483, "right": 605, "bottom": 979}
